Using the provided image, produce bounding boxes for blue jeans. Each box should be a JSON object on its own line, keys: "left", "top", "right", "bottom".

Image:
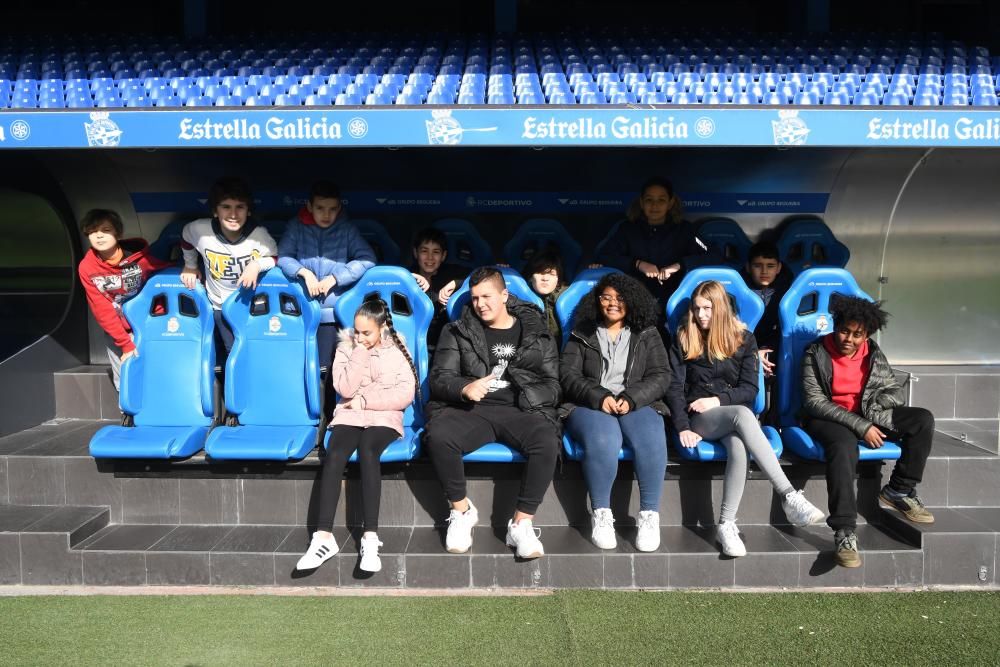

{"left": 565, "top": 405, "right": 667, "bottom": 512}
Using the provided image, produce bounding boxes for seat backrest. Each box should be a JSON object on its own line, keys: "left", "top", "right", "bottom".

{"left": 554, "top": 267, "right": 622, "bottom": 347}
{"left": 696, "top": 217, "right": 753, "bottom": 269}
{"left": 333, "top": 266, "right": 433, "bottom": 428}
{"left": 222, "top": 272, "right": 322, "bottom": 425}
{"left": 351, "top": 218, "right": 401, "bottom": 265}
{"left": 775, "top": 216, "right": 851, "bottom": 274}
{"left": 503, "top": 218, "right": 583, "bottom": 277}
{"left": 665, "top": 266, "right": 765, "bottom": 334}
{"left": 431, "top": 218, "right": 494, "bottom": 268}
{"left": 665, "top": 266, "right": 768, "bottom": 415}
{"left": 447, "top": 266, "right": 545, "bottom": 322}
{"left": 120, "top": 268, "right": 215, "bottom": 426}
{"left": 776, "top": 267, "right": 872, "bottom": 427}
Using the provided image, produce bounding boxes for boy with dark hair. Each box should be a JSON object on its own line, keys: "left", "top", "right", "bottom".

{"left": 277, "top": 180, "right": 376, "bottom": 366}
{"left": 180, "top": 177, "right": 277, "bottom": 356}
{"left": 522, "top": 250, "right": 566, "bottom": 340}
{"left": 78, "top": 208, "right": 171, "bottom": 390}
{"left": 743, "top": 241, "right": 791, "bottom": 378}
{"left": 800, "top": 295, "right": 935, "bottom": 568}
{"left": 425, "top": 266, "right": 561, "bottom": 559}
{"left": 409, "top": 226, "right": 467, "bottom": 349}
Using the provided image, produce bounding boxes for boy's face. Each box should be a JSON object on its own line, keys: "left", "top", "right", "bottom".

{"left": 530, "top": 268, "right": 559, "bottom": 296}
{"left": 86, "top": 221, "right": 120, "bottom": 254}
{"left": 748, "top": 256, "right": 781, "bottom": 287}
{"left": 414, "top": 241, "right": 446, "bottom": 275}
{"left": 215, "top": 198, "right": 250, "bottom": 234}
{"left": 470, "top": 278, "right": 509, "bottom": 326}
{"left": 307, "top": 196, "right": 342, "bottom": 228}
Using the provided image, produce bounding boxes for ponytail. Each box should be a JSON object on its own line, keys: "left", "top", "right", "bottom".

{"left": 356, "top": 295, "right": 421, "bottom": 404}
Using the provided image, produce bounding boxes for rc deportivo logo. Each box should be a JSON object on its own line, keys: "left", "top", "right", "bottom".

{"left": 772, "top": 110, "right": 810, "bottom": 146}
{"left": 84, "top": 112, "right": 123, "bottom": 147}
{"left": 425, "top": 109, "right": 497, "bottom": 145}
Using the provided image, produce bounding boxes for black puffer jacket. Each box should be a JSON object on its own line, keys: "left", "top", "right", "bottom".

{"left": 666, "top": 329, "right": 759, "bottom": 432}
{"left": 428, "top": 295, "right": 561, "bottom": 423}
{"left": 560, "top": 320, "right": 671, "bottom": 419}
{"left": 800, "top": 337, "right": 905, "bottom": 437}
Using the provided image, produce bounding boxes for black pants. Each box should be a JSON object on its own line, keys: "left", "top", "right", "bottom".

{"left": 213, "top": 310, "right": 235, "bottom": 364}
{"left": 315, "top": 425, "right": 398, "bottom": 532}
{"left": 424, "top": 404, "right": 560, "bottom": 515}
{"left": 317, "top": 323, "right": 338, "bottom": 370}
{"left": 804, "top": 406, "right": 935, "bottom": 531}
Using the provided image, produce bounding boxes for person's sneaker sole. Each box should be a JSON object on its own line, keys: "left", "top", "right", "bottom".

{"left": 446, "top": 545, "right": 471, "bottom": 554}
{"left": 879, "top": 492, "right": 935, "bottom": 524}
{"left": 834, "top": 552, "right": 863, "bottom": 568}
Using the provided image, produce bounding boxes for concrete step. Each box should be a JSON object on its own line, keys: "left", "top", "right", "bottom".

{"left": 0, "top": 504, "right": 110, "bottom": 584}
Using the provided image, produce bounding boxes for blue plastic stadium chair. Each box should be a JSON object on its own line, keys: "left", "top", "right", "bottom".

{"left": 776, "top": 268, "right": 902, "bottom": 462}
{"left": 775, "top": 217, "right": 850, "bottom": 273}
{"left": 275, "top": 93, "right": 302, "bottom": 106}
{"left": 696, "top": 217, "right": 753, "bottom": 268}
{"left": 444, "top": 267, "right": 544, "bottom": 462}
{"left": 430, "top": 218, "right": 494, "bottom": 268}
{"left": 204, "top": 274, "right": 322, "bottom": 460}
{"left": 324, "top": 267, "right": 434, "bottom": 462}
{"left": 664, "top": 267, "right": 780, "bottom": 461}
{"left": 90, "top": 269, "right": 215, "bottom": 459}
{"left": 503, "top": 218, "right": 583, "bottom": 277}
{"left": 351, "top": 218, "right": 401, "bottom": 264}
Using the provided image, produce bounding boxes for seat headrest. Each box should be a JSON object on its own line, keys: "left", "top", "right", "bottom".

{"left": 665, "top": 266, "right": 765, "bottom": 334}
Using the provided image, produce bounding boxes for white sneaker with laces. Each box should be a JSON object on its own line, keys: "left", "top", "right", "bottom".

{"left": 445, "top": 500, "right": 478, "bottom": 554}
{"left": 717, "top": 520, "right": 746, "bottom": 557}
{"left": 359, "top": 533, "right": 383, "bottom": 573}
{"left": 782, "top": 489, "right": 825, "bottom": 527}
{"left": 590, "top": 507, "right": 616, "bottom": 550}
{"left": 635, "top": 510, "right": 660, "bottom": 552}
{"left": 295, "top": 533, "right": 339, "bottom": 570}
{"left": 505, "top": 518, "right": 545, "bottom": 559}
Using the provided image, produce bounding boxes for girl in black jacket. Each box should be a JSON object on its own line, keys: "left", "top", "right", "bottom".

{"left": 561, "top": 273, "right": 670, "bottom": 552}
{"left": 667, "top": 281, "right": 823, "bottom": 558}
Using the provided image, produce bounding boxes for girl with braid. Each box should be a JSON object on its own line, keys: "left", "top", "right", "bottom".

{"left": 297, "top": 296, "right": 419, "bottom": 573}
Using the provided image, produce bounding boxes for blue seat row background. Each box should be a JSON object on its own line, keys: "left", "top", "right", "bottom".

{"left": 4, "top": 32, "right": 1000, "bottom": 108}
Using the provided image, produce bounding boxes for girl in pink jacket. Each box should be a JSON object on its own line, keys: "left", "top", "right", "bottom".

{"left": 296, "top": 297, "right": 418, "bottom": 573}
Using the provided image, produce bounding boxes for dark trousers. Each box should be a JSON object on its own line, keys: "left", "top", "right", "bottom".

{"left": 424, "top": 404, "right": 560, "bottom": 515}
{"left": 315, "top": 425, "right": 398, "bottom": 532}
{"left": 805, "top": 406, "right": 935, "bottom": 531}
{"left": 317, "top": 323, "right": 338, "bottom": 370}
{"left": 213, "top": 310, "right": 235, "bottom": 364}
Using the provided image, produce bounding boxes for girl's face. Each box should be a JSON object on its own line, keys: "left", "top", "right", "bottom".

{"left": 640, "top": 185, "right": 673, "bottom": 225}
{"left": 531, "top": 268, "right": 560, "bottom": 296}
{"left": 354, "top": 314, "right": 381, "bottom": 349}
{"left": 693, "top": 296, "right": 713, "bottom": 330}
{"left": 598, "top": 287, "right": 627, "bottom": 327}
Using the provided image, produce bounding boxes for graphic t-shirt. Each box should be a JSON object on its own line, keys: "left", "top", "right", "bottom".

{"left": 479, "top": 319, "right": 522, "bottom": 406}
{"left": 181, "top": 218, "right": 278, "bottom": 309}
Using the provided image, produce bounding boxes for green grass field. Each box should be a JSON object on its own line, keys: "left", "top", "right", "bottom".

{"left": 1, "top": 591, "right": 997, "bottom": 665}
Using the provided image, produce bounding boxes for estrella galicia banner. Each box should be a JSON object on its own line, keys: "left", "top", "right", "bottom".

{"left": 3, "top": 107, "right": 1000, "bottom": 148}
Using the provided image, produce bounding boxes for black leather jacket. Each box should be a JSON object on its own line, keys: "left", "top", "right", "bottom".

{"left": 800, "top": 337, "right": 905, "bottom": 437}
{"left": 428, "top": 295, "right": 561, "bottom": 423}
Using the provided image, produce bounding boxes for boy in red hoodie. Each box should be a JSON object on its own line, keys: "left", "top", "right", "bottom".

{"left": 77, "top": 209, "right": 171, "bottom": 390}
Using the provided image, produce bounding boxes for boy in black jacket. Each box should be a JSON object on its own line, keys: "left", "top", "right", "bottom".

{"left": 425, "top": 267, "right": 561, "bottom": 560}
{"left": 743, "top": 241, "right": 793, "bottom": 424}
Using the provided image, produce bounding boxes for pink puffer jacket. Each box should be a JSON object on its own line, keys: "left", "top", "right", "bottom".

{"left": 329, "top": 328, "right": 416, "bottom": 437}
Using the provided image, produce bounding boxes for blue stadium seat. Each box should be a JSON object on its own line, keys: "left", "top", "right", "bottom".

{"left": 325, "top": 266, "right": 434, "bottom": 462}
{"left": 664, "top": 267, "right": 779, "bottom": 461}
{"left": 430, "top": 218, "right": 494, "bottom": 268}
{"left": 351, "top": 218, "right": 401, "bottom": 264}
{"left": 775, "top": 217, "right": 850, "bottom": 273}
{"left": 503, "top": 218, "right": 583, "bottom": 277}
{"left": 204, "top": 273, "right": 322, "bottom": 460}
{"left": 776, "top": 268, "right": 902, "bottom": 462}
{"left": 90, "top": 269, "right": 215, "bottom": 459}
{"left": 695, "top": 217, "right": 753, "bottom": 268}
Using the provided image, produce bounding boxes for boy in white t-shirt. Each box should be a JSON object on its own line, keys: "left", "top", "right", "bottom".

{"left": 180, "top": 177, "right": 277, "bottom": 356}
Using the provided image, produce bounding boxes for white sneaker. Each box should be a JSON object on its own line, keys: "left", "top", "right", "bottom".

{"left": 295, "top": 533, "right": 339, "bottom": 570}
{"left": 445, "top": 501, "right": 478, "bottom": 553}
{"left": 782, "top": 489, "right": 825, "bottom": 527}
{"left": 590, "top": 507, "right": 617, "bottom": 550}
{"left": 359, "top": 533, "right": 383, "bottom": 573}
{"left": 635, "top": 510, "right": 661, "bottom": 552}
{"left": 505, "top": 518, "right": 545, "bottom": 559}
{"left": 717, "top": 520, "right": 746, "bottom": 557}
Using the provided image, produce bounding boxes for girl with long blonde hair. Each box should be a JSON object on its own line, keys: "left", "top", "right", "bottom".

{"left": 666, "top": 281, "right": 823, "bottom": 557}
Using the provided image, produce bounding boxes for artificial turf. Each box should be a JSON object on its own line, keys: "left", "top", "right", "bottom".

{"left": 1, "top": 590, "right": 997, "bottom": 665}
